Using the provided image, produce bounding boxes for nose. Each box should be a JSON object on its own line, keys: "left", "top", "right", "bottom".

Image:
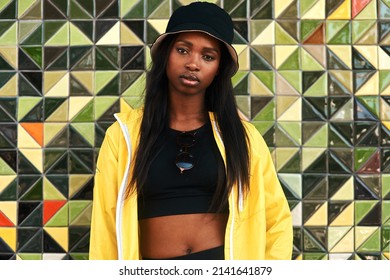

{"left": 185, "top": 55, "right": 200, "bottom": 71}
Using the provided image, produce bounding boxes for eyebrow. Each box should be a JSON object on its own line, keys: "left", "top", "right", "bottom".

{"left": 175, "top": 39, "right": 220, "bottom": 54}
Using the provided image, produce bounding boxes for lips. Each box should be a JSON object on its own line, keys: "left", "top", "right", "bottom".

{"left": 179, "top": 73, "right": 200, "bottom": 86}
{"left": 180, "top": 74, "right": 200, "bottom": 82}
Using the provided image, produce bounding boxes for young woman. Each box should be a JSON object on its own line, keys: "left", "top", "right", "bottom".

{"left": 89, "top": 2, "right": 292, "bottom": 260}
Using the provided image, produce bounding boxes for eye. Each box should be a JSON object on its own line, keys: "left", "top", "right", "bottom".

{"left": 176, "top": 47, "right": 188, "bottom": 54}
{"left": 203, "top": 55, "right": 215, "bottom": 61}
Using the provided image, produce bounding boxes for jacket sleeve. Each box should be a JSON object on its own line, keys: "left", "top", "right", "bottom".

{"left": 259, "top": 136, "right": 293, "bottom": 260}
{"left": 89, "top": 124, "right": 120, "bottom": 260}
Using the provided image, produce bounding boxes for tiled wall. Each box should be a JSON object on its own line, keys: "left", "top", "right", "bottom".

{"left": 0, "top": 0, "right": 389, "bottom": 260}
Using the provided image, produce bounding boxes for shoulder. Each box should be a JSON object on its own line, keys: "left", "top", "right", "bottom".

{"left": 241, "top": 120, "right": 270, "bottom": 154}
{"left": 106, "top": 107, "right": 144, "bottom": 136}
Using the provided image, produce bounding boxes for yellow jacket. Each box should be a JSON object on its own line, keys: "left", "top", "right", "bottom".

{"left": 89, "top": 108, "right": 293, "bottom": 260}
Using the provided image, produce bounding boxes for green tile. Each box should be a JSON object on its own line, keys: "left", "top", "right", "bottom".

{"left": 68, "top": 200, "right": 91, "bottom": 223}
{"left": 301, "top": 20, "right": 322, "bottom": 42}
{"left": 383, "top": 201, "right": 390, "bottom": 225}
{"left": 355, "top": 201, "right": 378, "bottom": 224}
{"left": 379, "top": 70, "right": 390, "bottom": 93}
{"left": 252, "top": 71, "right": 274, "bottom": 93}
{"left": 301, "top": 49, "right": 325, "bottom": 71}
{"left": 357, "top": 96, "right": 380, "bottom": 118}
{"left": 278, "top": 48, "right": 300, "bottom": 70}
{"left": 326, "top": 20, "right": 351, "bottom": 44}
{"left": 352, "top": 20, "right": 376, "bottom": 43}
{"left": 279, "top": 71, "right": 302, "bottom": 93}
{"left": 17, "top": 97, "right": 41, "bottom": 120}
{"left": 253, "top": 99, "right": 275, "bottom": 121}
{"left": 122, "top": 0, "right": 144, "bottom": 19}
{"left": 383, "top": 175, "right": 390, "bottom": 198}
{"left": 45, "top": 203, "right": 69, "bottom": 227}
{"left": 357, "top": 228, "right": 380, "bottom": 252}
{"left": 275, "top": 22, "right": 298, "bottom": 44}
{"left": 300, "top": 0, "right": 318, "bottom": 15}
{"left": 252, "top": 121, "right": 274, "bottom": 136}
{"left": 21, "top": 46, "right": 42, "bottom": 68}
{"left": 0, "top": 22, "right": 16, "bottom": 44}
{"left": 71, "top": 100, "right": 94, "bottom": 122}
{"left": 17, "top": 253, "right": 42, "bottom": 260}
{"left": 70, "top": 123, "right": 94, "bottom": 146}
{"left": 279, "top": 122, "right": 301, "bottom": 145}
{"left": 70, "top": 0, "right": 93, "bottom": 19}
{"left": 354, "top": 147, "right": 377, "bottom": 171}
{"left": 94, "top": 96, "right": 118, "bottom": 120}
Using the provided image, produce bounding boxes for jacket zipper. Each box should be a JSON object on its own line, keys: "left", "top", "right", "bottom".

{"left": 211, "top": 120, "right": 244, "bottom": 260}
{"left": 114, "top": 114, "right": 132, "bottom": 260}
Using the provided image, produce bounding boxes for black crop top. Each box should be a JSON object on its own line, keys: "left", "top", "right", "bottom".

{"left": 137, "top": 121, "right": 226, "bottom": 220}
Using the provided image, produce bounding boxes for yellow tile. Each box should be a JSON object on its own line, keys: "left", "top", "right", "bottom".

{"left": 328, "top": 45, "right": 352, "bottom": 69}
{"left": 355, "top": 71, "right": 379, "bottom": 96}
{"left": 328, "top": 0, "right": 351, "bottom": 20}
{"left": 44, "top": 227, "right": 68, "bottom": 251}
{"left": 44, "top": 123, "right": 67, "bottom": 146}
{"left": 330, "top": 203, "right": 354, "bottom": 226}
{"left": 379, "top": 46, "right": 390, "bottom": 70}
{"left": 0, "top": 175, "right": 16, "bottom": 193}
{"left": 275, "top": 45, "right": 298, "bottom": 69}
{"left": 329, "top": 227, "right": 354, "bottom": 252}
{"left": 71, "top": 71, "right": 94, "bottom": 94}
{"left": 19, "top": 149, "right": 43, "bottom": 173}
{"left": 355, "top": 0, "right": 377, "bottom": 20}
{"left": 17, "top": 124, "right": 41, "bottom": 149}
{"left": 0, "top": 201, "right": 17, "bottom": 225}
{"left": 276, "top": 96, "right": 299, "bottom": 117}
{"left": 0, "top": 228, "right": 16, "bottom": 251}
{"left": 0, "top": 47, "right": 17, "bottom": 68}
{"left": 0, "top": 74, "right": 17, "bottom": 97}
{"left": 329, "top": 70, "right": 353, "bottom": 93}
{"left": 274, "top": 0, "right": 294, "bottom": 18}
{"left": 45, "top": 99, "right": 69, "bottom": 122}
{"left": 301, "top": 0, "right": 326, "bottom": 19}
{"left": 278, "top": 98, "right": 301, "bottom": 121}
{"left": 331, "top": 177, "right": 354, "bottom": 200}
{"left": 96, "top": 22, "right": 120, "bottom": 45}
{"left": 44, "top": 71, "right": 67, "bottom": 94}
{"left": 355, "top": 226, "right": 378, "bottom": 249}
{"left": 354, "top": 46, "right": 378, "bottom": 68}
{"left": 237, "top": 45, "right": 249, "bottom": 70}
{"left": 275, "top": 148, "right": 299, "bottom": 171}
{"left": 43, "top": 176, "right": 66, "bottom": 200}
{"left": 252, "top": 22, "right": 275, "bottom": 45}
{"left": 302, "top": 148, "right": 326, "bottom": 171}
{"left": 249, "top": 73, "right": 274, "bottom": 96}
{"left": 44, "top": 72, "right": 70, "bottom": 97}
{"left": 305, "top": 201, "right": 328, "bottom": 226}
{"left": 291, "top": 202, "right": 302, "bottom": 226}
{"left": 68, "top": 175, "right": 93, "bottom": 198}
{"left": 68, "top": 96, "right": 93, "bottom": 120}
{"left": 147, "top": 19, "right": 168, "bottom": 35}
{"left": 120, "top": 22, "right": 143, "bottom": 45}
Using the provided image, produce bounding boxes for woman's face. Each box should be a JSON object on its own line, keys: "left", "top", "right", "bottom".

{"left": 166, "top": 32, "right": 221, "bottom": 97}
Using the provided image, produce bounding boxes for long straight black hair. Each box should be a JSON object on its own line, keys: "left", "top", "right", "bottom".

{"left": 128, "top": 34, "right": 250, "bottom": 211}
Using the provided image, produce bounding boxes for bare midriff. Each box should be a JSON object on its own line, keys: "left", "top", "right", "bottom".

{"left": 139, "top": 213, "right": 228, "bottom": 259}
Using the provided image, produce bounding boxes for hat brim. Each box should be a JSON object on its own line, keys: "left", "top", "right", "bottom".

{"left": 150, "top": 30, "right": 239, "bottom": 75}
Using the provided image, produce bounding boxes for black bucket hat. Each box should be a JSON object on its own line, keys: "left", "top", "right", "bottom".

{"left": 150, "top": 2, "right": 239, "bottom": 74}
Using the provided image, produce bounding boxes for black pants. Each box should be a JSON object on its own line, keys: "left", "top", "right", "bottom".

{"left": 143, "top": 245, "right": 224, "bottom": 260}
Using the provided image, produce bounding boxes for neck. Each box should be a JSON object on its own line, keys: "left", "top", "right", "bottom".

{"left": 169, "top": 97, "right": 208, "bottom": 131}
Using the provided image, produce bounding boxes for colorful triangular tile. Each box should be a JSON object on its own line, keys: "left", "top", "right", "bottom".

{"left": 328, "top": 226, "right": 353, "bottom": 252}
{"left": 44, "top": 227, "right": 68, "bottom": 252}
